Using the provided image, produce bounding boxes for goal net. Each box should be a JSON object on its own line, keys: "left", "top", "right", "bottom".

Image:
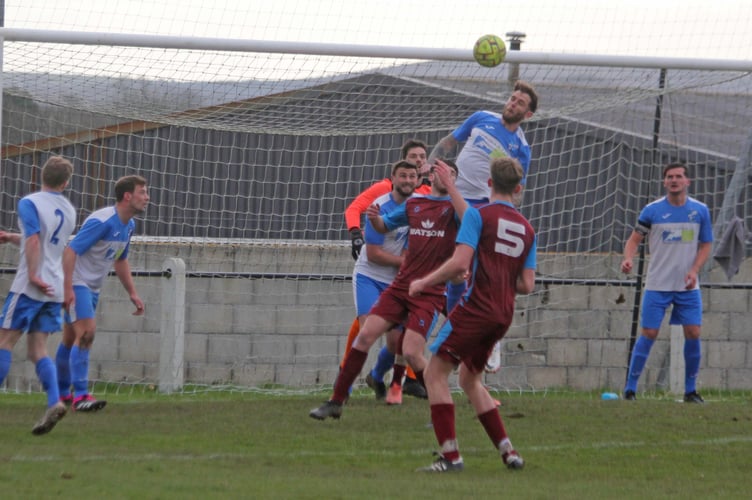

{"left": 1, "top": 10, "right": 751, "bottom": 396}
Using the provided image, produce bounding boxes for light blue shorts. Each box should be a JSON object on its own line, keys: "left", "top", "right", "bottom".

{"left": 0, "top": 292, "right": 63, "bottom": 333}
{"left": 64, "top": 285, "right": 100, "bottom": 323}
{"left": 640, "top": 289, "right": 702, "bottom": 329}
{"left": 353, "top": 273, "right": 389, "bottom": 317}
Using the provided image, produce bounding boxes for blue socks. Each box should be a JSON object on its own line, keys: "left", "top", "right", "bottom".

{"left": 1, "top": 349, "right": 63, "bottom": 407}
{"left": 35, "top": 357, "right": 60, "bottom": 407}
{"left": 370, "top": 346, "right": 395, "bottom": 383}
{"left": 56, "top": 343, "right": 72, "bottom": 397}
{"left": 0, "top": 348, "right": 11, "bottom": 384}
{"left": 684, "top": 338, "right": 701, "bottom": 394}
{"left": 625, "top": 336, "right": 654, "bottom": 393}
{"left": 70, "top": 345, "right": 90, "bottom": 397}
{"left": 625, "top": 336, "right": 702, "bottom": 395}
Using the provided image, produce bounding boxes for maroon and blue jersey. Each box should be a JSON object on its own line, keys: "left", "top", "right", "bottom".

{"left": 381, "top": 195, "right": 459, "bottom": 296}
{"left": 455, "top": 201, "right": 536, "bottom": 324}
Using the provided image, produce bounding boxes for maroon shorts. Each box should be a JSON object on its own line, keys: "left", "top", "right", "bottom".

{"left": 369, "top": 285, "right": 444, "bottom": 339}
{"left": 435, "top": 306, "right": 510, "bottom": 373}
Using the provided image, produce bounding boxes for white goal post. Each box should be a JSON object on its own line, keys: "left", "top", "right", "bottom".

{"left": 3, "top": 27, "right": 752, "bottom": 71}
{"left": 1, "top": 27, "right": 750, "bottom": 396}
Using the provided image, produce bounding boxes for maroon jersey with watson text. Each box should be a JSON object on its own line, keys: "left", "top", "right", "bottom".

{"left": 381, "top": 195, "right": 459, "bottom": 296}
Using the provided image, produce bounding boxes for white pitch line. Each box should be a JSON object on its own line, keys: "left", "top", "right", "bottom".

{"left": 8, "top": 435, "right": 752, "bottom": 463}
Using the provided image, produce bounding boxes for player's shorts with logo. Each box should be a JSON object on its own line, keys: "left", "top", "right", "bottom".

{"left": 368, "top": 285, "right": 444, "bottom": 339}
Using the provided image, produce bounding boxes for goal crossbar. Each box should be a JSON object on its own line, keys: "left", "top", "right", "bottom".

{"left": 2, "top": 27, "right": 752, "bottom": 72}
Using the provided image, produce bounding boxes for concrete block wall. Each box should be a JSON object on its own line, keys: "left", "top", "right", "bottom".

{"left": 1, "top": 241, "right": 750, "bottom": 393}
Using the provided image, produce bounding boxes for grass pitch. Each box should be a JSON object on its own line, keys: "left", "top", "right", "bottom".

{"left": 1, "top": 389, "right": 750, "bottom": 499}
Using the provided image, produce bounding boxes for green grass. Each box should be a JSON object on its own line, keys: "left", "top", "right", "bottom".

{"left": 1, "top": 389, "right": 750, "bottom": 499}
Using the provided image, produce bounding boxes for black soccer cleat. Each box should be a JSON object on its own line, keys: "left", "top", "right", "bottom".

{"left": 623, "top": 390, "right": 636, "bottom": 401}
{"left": 683, "top": 391, "right": 705, "bottom": 404}
{"left": 365, "top": 373, "right": 387, "bottom": 400}
{"left": 402, "top": 377, "right": 428, "bottom": 399}
{"left": 73, "top": 394, "right": 107, "bottom": 412}
{"left": 416, "top": 453, "right": 464, "bottom": 473}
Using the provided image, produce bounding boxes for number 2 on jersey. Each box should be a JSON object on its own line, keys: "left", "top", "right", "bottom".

{"left": 50, "top": 208, "right": 65, "bottom": 245}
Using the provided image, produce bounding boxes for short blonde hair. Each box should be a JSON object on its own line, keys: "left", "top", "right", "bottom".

{"left": 490, "top": 157, "right": 523, "bottom": 194}
{"left": 41, "top": 156, "right": 73, "bottom": 189}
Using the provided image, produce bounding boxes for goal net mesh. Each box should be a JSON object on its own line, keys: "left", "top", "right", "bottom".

{"left": 1, "top": 23, "right": 750, "bottom": 395}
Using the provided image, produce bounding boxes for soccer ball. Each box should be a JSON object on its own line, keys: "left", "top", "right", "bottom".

{"left": 473, "top": 34, "right": 507, "bottom": 68}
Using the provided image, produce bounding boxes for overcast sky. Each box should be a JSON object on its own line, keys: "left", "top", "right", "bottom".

{"left": 8, "top": 0, "right": 752, "bottom": 60}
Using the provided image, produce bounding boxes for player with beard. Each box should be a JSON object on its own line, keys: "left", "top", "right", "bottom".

{"left": 343, "top": 139, "right": 431, "bottom": 401}
{"left": 338, "top": 160, "right": 419, "bottom": 402}
{"left": 428, "top": 80, "right": 538, "bottom": 373}
{"left": 429, "top": 81, "right": 537, "bottom": 206}
{"left": 310, "top": 160, "right": 462, "bottom": 420}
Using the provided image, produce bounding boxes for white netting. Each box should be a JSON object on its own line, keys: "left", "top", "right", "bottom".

{"left": 1, "top": 4, "right": 751, "bottom": 394}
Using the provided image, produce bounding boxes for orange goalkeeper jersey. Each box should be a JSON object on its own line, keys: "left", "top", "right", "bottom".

{"left": 344, "top": 179, "right": 431, "bottom": 231}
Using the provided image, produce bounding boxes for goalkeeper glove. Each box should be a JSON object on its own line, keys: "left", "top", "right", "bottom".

{"left": 350, "top": 228, "right": 364, "bottom": 261}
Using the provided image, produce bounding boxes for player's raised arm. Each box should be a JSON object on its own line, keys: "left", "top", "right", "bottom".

{"left": 365, "top": 203, "right": 388, "bottom": 233}
{"left": 433, "top": 160, "right": 467, "bottom": 219}
{"left": 428, "top": 134, "right": 458, "bottom": 164}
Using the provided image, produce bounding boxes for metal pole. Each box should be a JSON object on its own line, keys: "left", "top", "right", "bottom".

{"left": 0, "top": 0, "right": 5, "bottom": 196}
{"left": 626, "top": 68, "right": 667, "bottom": 379}
{"left": 505, "top": 31, "right": 526, "bottom": 85}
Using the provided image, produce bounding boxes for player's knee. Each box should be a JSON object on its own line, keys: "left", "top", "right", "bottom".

{"left": 458, "top": 370, "right": 481, "bottom": 392}
{"left": 683, "top": 325, "right": 701, "bottom": 340}
{"left": 354, "top": 331, "right": 377, "bottom": 350}
{"left": 641, "top": 328, "right": 660, "bottom": 340}
{"left": 403, "top": 351, "right": 425, "bottom": 369}
{"left": 79, "top": 331, "right": 97, "bottom": 349}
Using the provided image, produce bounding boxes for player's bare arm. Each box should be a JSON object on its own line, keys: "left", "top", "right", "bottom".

{"left": 516, "top": 268, "right": 536, "bottom": 294}
{"left": 433, "top": 160, "right": 468, "bottom": 219}
{"left": 621, "top": 230, "right": 644, "bottom": 274}
{"left": 62, "top": 246, "right": 78, "bottom": 310}
{"left": 366, "top": 244, "right": 403, "bottom": 268}
{"left": 0, "top": 231, "right": 21, "bottom": 246}
{"left": 427, "top": 134, "right": 458, "bottom": 163}
{"left": 409, "top": 244, "right": 474, "bottom": 297}
{"left": 114, "top": 258, "right": 145, "bottom": 316}
{"left": 685, "top": 241, "right": 712, "bottom": 289}
{"left": 365, "top": 204, "right": 388, "bottom": 233}
{"left": 24, "top": 233, "right": 54, "bottom": 296}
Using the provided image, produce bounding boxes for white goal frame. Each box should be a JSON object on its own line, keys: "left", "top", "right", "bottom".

{"left": 1, "top": 28, "right": 750, "bottom": 395}
{"left": 2, "top": 27, "right": 752, "bottom": 72}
